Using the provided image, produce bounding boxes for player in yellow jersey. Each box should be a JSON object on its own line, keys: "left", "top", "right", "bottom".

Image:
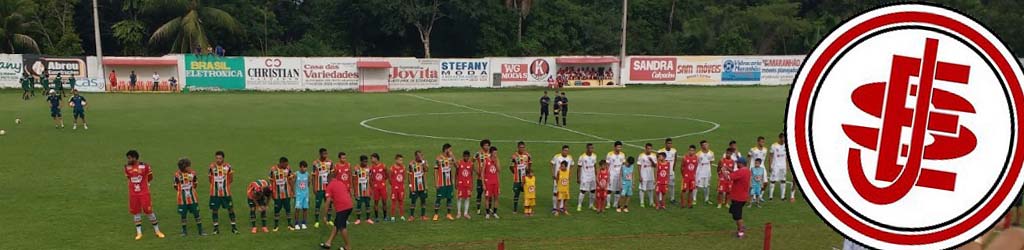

{"left": 555, "top": 161, "right": 571, "bottom": 216}
{"left": 523, "top": 169, "right": 537, "bottom": 216}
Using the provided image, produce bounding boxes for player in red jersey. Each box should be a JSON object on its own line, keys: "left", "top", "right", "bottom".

{"left": 369, "top": 153, "right": 389, "bottom": 222}
{"left": 174, "top": 157, "right": 205, "bottom": 236}
{"left": 456, "top": 150, "right": 475, "bottom": 219}
{"left": 389, "top": 154, "right": 407, "bottom": 222}
{"left": 595, "top": 160, "right": 610, "bottom": 214}
{"left": 124, "top": 150, "right": 165, "bottom": 240}
{"left": 680, "top": 145, "right": 699, "bottom": 209}
{"left": 655, "top": 153, "right": 671, "bottom": 210}
{"left": 320, "top": 151, "right": 350, "bottom": 228}
{"left": 717, "top": 148, "right": 736, "bottom": 209}
{"left": 312, "top": 148, "right": 334, "bottom": 228}
{"left": 483, "top": 146, "right": 502, "bottom": 219}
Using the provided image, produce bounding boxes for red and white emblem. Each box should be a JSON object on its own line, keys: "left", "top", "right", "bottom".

{"left": 786, "top": 4, "right": 1024, "bottom": 249}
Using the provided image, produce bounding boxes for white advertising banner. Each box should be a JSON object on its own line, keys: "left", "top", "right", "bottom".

{"left": 301, "top": 57, "right": 359, "bottom": 90}
{"left": 388, "top": 58, "right": 439, "bottom": 90}
{"left": 439, "top": 59, "right": 490, "bottom": 87}
{"left": 245, "top": 57, "right": 302, "bottom": 90}
{"left": 78, "top": 56, "right": 105, "bottom": 92}
{"left": 0, "top": 54, "right": 23, "bottom": 88}
{"left": 490, "top": 57, "right": 555, "bottom": 87}
{"left": 675, "top": 56, "right": 723, "bottom": 85}
{"left": 760, "top": 55, "right": 803, "bottom": 85}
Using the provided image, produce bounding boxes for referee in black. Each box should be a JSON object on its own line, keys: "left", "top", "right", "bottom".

{"left": 539, "top": 91, "right": 551, "bottom": 124}
{"left": 558, "top": 92, "right": 568, "bottom": 126}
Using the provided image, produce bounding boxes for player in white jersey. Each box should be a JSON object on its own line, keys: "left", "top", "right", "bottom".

{"left": 769, "top": 133, "right": 793, "bottom": 202}
{"left": 550, "top": 145, "right": 574, "bottom": 212}
{"left": 657, "top": 138, "right": 680, "bottom": 205}
{"left": 637, "top": 143, "right": 657, "bottom": 208}
{"left": 577, "top": 143, "right": 598, "bottom": 211}
{"left": 748, "top": 136, "right": 769, "bottom": 202}
{"left": 605, "top": 141, "right": 626, "bottom": 209}
{"left": 695, "top": 140, "right": 715, "bottom": 204}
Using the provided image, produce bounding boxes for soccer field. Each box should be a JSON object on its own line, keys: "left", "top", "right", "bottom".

{"left": 0, "top": 85, "right": 842, "bottom": 249}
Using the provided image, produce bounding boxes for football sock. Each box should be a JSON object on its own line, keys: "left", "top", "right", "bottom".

{"left": 648, "top": 191, "right": 655, "bottom": 205}
{"left": 134, "top": 214, "right": 143, "bottom": 234}
{"left": 249, "top": 211, "right": 256, "bottom": 227}
{"left": 578, "top": 193, "right": 586, "bottom": 207}
{"left": 228, "top": 211, "right": 237, "bottom": 224}
{"left": 260, "top": 211, "right": 267, "bottom": 227}
{"left": 639, "top": 191, "right": 646, "bottom": 206}
{"left": 148, "top": 213, "right": 160, "bottom": 231}
{"left": 212, "top": 212, "right": 220, "bottom": 228}
{"left": 670, "top": 185, "right": 676, "bottom": 201}
{"left": 195, "top": 215, "right": 204, "bottom": 234}
{"left": 769, "top": 183, "right": 776, "bottom": 199}
{"left": 447, "top": 198, "right": 452, "bottom": 214}
{"left": 780, "top": 182, "right": 787, "bottom": 199}
{"left": 513, "top": 192, "right": 520, "bottom": 212}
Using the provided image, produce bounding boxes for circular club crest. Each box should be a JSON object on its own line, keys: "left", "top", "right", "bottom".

{"left": 786, "top": 4, "right": 1024, "bottom": 249}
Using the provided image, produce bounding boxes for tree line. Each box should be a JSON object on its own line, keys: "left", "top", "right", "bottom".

{"left": 2, "top": 0, "right": 1023, "bottom": 58}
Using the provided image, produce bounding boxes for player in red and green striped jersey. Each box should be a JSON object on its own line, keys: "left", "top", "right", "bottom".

{"left": 408, "top": 150, "right": 430, "bottom": 221}
{"left": 246, "top": 179, "right": 272, "bottom": 233}
{"left": 434, "top": 143, "right": 457, "bottom": 221}
{"left": 268, "top": 157, "right": 295, "bottom": 231}
{"left": 208, "top": 151, "right": 239, "bottom": 234}
{"left": 353, "top": 155, "right": 373, "bottom": 224}
{"left": 474, "top": 139, "right": 492, "bottom": 214}
{"left": 311, "top": 148, "right": 334, "bottom": 227}
{"left": 510, "top": 141, "right": 532, "bottom": 214}
{"left": 174, "top": 157, "right": 205, "bottom": 236}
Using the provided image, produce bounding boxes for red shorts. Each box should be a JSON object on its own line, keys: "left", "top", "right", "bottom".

{"left": 128, "top": 194, "right": 153, "bottom": 214}
{"left": 682, "top": 178, "right": 696, "bottom": 191}
{"left": 457, "top": 186, "right": 472, "bottom": 198}
{"left": 656, "top": 184, "right": 668, "bottom": 193}
{"left": 373, "top": 188, "right": 387, "bottom": 200}
{"left": 390, "top": 189, "right": 405, "bottom": 201}
{"left": 718, "top": 181, "right": 732, "bottom": 192}
{"left": 485, "top": 183, "right": 500, "bottom": 197}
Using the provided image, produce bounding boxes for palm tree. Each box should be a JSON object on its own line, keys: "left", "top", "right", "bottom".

{"left": 147, "top": 0, "right": 243, "bottom": 53}
{"left": 0, "top": 0, "right": 41, "bottom": 53}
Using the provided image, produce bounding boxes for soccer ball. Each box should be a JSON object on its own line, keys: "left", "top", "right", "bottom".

{"left": 14, "top": 118, "right": 20, "bottom": 124}
{"left": 0, "top": 130, "right": 6, "bottom": 136}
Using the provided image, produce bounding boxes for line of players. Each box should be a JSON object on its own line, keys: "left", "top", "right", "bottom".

{"left": 121, "top": 134, "right": 795, "bottom": 240}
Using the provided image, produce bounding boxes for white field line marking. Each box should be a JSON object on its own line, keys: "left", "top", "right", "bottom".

{"left": 359, "top": 111, "right": 720, "bottom": 144}
{"left": 405, "top": 94, "right": 647, "bottom": 148}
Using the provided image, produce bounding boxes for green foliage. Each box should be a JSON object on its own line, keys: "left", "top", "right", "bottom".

{"left": 5, "top": 0, "right": 1024, "bottom": 57}
{"left": 0, "top": 0, "right": 41, "bottom": 53}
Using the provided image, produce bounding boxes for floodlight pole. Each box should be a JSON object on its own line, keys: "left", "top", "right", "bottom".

{"left": 92, "top": 0, "right": 105, "bottom": 85}
{"left": 619, "top": 0, "right": 628, "bottom": 86}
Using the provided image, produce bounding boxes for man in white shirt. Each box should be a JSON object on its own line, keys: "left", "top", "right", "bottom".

{"left": 657, "top": 138, "right": 680, "bottom": 205}
{"left": 637, "top": 143, "right": 657, "bottom": 208}
{"left": 605, "top": 141, "right": 626, "bottom": 209}
{"left": 696, "top": 140, "right": 715, "bottom": 204}
{"left": 151, "top": 72, "right": 160, "bottom": 91}
{"left": 550, "top": 145, "right": 573, "bottom": 212}
{"left": 576, "top": 143, "right": 597, "bottom": 211}
{"left": 769, "top": 133, "right": 793, "bottom": 202}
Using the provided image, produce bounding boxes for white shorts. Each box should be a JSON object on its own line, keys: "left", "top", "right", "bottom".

{"left": 696, "top": 177, "right": 710, "bottom": 188}
{"left": 608, "top": 176, "right": 622, "bottom": 191}
{"left": 640, "top": 180, "right": 655, "bottom": 191}
{"left": 770, "top": 166, "right": 788, "bottom": 182}
{"left": 579, "top": 180, "right": 596, "bottom": 192}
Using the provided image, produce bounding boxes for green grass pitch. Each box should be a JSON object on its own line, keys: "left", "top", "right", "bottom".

{"left": 0, "top": 86, "right": 842, "bottom": 249}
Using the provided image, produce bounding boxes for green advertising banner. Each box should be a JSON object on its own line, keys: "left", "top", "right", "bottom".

{"left": 184, "top": 55, "right": 245, "bottom": 90}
